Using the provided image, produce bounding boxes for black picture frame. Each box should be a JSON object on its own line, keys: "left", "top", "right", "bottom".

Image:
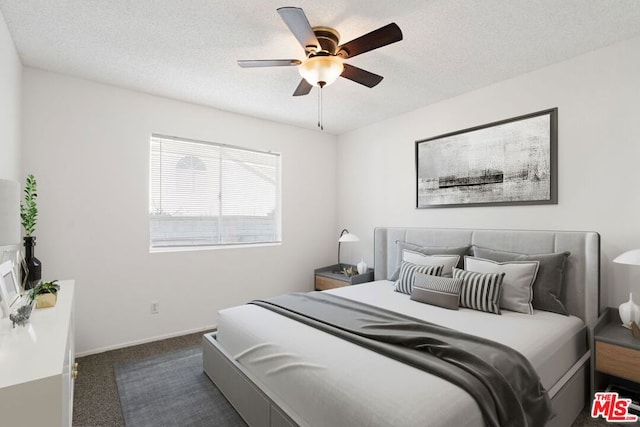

{"left": 416, "top": 108, "right": 558, "bottom": 208}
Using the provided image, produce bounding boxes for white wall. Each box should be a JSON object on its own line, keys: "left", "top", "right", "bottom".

{"left": 337, "top": 35, "right": 640, "bottom": 310}
{"left": 0, "top": 9, "right": 21, "bottom": 181}
{"left": 22, "top": 68, "right": 338, "bottom": 355}
{"left": 19, "top": 31, "right": 640, "bottom": 354}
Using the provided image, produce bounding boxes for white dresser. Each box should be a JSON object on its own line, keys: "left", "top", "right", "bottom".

{"left": 0, "top": 280, "right": 75, "bottom": 427}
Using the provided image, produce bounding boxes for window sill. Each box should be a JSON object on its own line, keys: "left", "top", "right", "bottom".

{"left": 149, "top": 242, "right": 282, "bottom": 254}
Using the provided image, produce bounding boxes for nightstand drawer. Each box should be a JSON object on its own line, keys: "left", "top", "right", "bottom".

{"left": 596, "top": 341, "right": 640, "bottom": 383}
{"left": 315, "top": 276, "right": 348, "bottom": 291}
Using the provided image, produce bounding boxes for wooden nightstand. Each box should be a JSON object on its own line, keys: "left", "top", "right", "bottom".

{"left": 314, "top": 264, "right": 374, "bottom": 291}
{"left": 593, "top": 307, "right": 640, "bottom": 416}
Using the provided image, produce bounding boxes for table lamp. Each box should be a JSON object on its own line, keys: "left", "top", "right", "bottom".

{"left": 613, "top": 249, "right": 640, "bottom": 328}
{"left": 337, "top": 229, "right": 359, "bottom": 271}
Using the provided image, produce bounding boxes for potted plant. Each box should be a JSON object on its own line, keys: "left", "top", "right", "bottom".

{"left": 28, "top": 280, "right": 60, "bottom": 309}
{"left": 20, "top": 174, "right": 41, "bottom": 289}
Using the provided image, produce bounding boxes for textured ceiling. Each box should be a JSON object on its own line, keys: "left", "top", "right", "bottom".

{"left": 2, "top": 1, "right": 640, "bottom": 134}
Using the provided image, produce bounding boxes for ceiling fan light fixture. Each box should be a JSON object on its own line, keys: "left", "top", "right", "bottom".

{"left": 298, "top": 55, "right": 344, "bottom": 88}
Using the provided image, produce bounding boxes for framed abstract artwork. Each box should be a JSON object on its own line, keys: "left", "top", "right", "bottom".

{"left": 416, "top": 108, "right": 557, "bottom": 208}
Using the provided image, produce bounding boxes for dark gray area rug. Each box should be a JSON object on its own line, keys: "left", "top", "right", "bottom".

{"left": 115, "top": 346, "right": 247, "bottom": 427}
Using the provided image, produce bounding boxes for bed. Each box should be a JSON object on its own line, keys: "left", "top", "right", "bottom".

{"left": 203, "top": 227, "right": 600, "bottom": 427}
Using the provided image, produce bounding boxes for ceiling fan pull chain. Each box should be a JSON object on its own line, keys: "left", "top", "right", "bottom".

{"left": 317, "top": 87, "right": 320, "bottom": 129}
{"left": 321, "top": 87, "right": 324, "bottom": 130}
{"left": 317, "top": 86, "right": 324, "bottom": 130}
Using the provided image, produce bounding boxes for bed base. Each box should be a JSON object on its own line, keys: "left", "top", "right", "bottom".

{"left": 203, "top": 331, "right": 589, "bottom": 427}
{"left": 203, "top": 332, "right": 303, "bottom": 427}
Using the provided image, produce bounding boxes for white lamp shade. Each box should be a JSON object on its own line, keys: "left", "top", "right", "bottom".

{"left": 338, "top": 232, "right": 360, "bottom": 243}
{"left": 613, "top": 249, "right": 640, "bottom": 266}
{"left": 299, "top": 55, "right": 344, "bottom": 87}
{"left": 0, "top": 179, "right": 20, "bottom": 246}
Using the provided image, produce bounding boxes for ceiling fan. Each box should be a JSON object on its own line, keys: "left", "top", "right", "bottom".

{"left": 238, "top": 7, "right": 403, "bottom": 96}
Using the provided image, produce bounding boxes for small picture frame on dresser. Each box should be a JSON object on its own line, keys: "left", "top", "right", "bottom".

{"left": 0, "top": 260, "right": 21, "bottom": 317}
{"left": 0, "top": 282, "right": 7, "bottom": 318}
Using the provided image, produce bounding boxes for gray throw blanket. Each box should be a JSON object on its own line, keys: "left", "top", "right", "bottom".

{"left": 250, "top": 292, "right": 553, "bottom": 427}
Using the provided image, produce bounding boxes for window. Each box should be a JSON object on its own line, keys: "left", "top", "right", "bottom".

{"left": 149, "top": 134, "right": 281, "bottom": 249}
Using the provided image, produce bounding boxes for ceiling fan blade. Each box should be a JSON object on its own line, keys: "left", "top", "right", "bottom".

{"left": 337, "top": 23, "right": 403, "bottom": 58}
{"left": 340, "top": 64, "right": 383, "bottom": 88}
{"left": 277, "top": 7, "right": 320, "bottom": 51}
{"left": 292, "top": 79, "right": 313, "bottom": 96}
{"left": 238, "top": 59, "right": 301, "bottom": 68}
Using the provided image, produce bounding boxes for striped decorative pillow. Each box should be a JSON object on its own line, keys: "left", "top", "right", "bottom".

{"left": 452, "top": 268, "right": 505, "bottom": 314}
{"left": 394, "top": 261, "right": 443, "bottom": 295}
{"left": 402, "top": 250, "right": 461, "bottom": 278}
{"left": 411, "top": 273, "right": 463, "bottom": 310}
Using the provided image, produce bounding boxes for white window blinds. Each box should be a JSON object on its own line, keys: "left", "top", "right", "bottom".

{"left": 150, "top": 135, "right": 281, "bottom": 249}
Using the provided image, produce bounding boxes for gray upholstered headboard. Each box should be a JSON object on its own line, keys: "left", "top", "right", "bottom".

{"left": 374, "top": 227, "right": 600, "bottom": 326}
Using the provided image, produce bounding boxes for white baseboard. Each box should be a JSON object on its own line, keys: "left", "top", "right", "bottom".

{"left": 76, "top": 324, "right": 217, "bottom": 357}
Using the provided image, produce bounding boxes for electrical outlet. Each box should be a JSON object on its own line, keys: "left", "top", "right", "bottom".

{"left": 150, "top": 301, "right": 159, "bottom": 314}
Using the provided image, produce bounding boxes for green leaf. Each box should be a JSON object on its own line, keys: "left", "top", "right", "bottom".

{"left": 20, "top": 174, "right": 38, "bottom": 236}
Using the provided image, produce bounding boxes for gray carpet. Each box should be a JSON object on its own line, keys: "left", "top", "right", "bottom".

{"left": 115, "top": 346, "right": 246, "bottom": 427}
{"left": 75, "top": 330, "right": 608, "bottom": 427}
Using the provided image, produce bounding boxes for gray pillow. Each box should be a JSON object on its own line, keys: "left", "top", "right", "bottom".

{"left": 453, "top": 268, "right": 504, "bottom": 315}
{"left": 389, "top": 241, "right": 471, "bottom": 280}
{"left": 472, "top": 246, "right": 570, "bottom": 315}
{"left": 464, "top": 256, "right": 539, "bottom": 315}
{"left": 411, "top": 273, "right": 463, "bottom": 310}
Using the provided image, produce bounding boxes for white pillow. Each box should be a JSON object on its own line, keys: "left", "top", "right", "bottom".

{"left": 402, "top": 250, "right": 460, "bottom": 278}
{"left": 464, "top": 256, "right": 539, "bottom": 315}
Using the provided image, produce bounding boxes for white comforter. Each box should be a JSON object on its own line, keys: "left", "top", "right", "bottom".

{"left": 216, "top": 281, "right": 586, "bottom": 427}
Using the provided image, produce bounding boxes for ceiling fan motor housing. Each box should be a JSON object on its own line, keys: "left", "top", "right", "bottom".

{"left": 310, "top": 26, "right": 340, "bottom": 55}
